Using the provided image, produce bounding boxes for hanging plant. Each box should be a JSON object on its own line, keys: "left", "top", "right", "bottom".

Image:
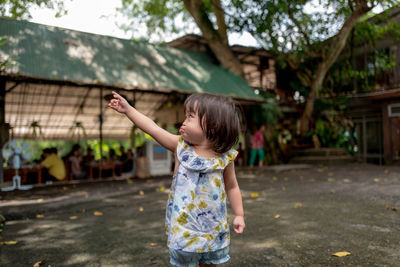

{"left": 24, "top": 121, "right": 44, "bottom": 140}
{"left": 69, "top": 121, "right": 87, "bottom": 141}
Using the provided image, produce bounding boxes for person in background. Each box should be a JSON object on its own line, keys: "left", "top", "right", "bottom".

{"left": 69, "top": 144, "right": 86, "bottom": 179}
{"left": 119, "top": 146, "right": 127, "bottom": 162}
{"left": 41, "top": 147, "right": 66, "bottom": 183}
{"left": 81, "top": 147, "right": 95, "bottom": 177}
{"left": 122, "top": 148, "right": 134, "bottom": 172}
{"left": 108, "top": 148, "right": 118, "bottom": 161}
{"left": 83, "top": 147, "right": 95, "bottom": 163}
{"left": 249, "top": 125, "right": 265, "bottom": 167}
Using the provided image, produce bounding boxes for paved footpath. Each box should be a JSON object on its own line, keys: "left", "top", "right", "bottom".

{"left": 0, "top": 163, "right": 399, "bottom": 266}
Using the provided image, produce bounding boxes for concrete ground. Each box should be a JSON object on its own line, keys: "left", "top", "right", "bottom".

{"left": 0, "top": 163, "right": 399, "bottom": 267}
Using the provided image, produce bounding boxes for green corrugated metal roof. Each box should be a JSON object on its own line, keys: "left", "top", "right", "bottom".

{"left": 0, "top": 17, "right": 262, "bottom": 101}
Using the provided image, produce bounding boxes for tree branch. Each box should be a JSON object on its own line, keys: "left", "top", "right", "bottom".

{"left": 287, "top": 8, "right": 311, "bottom": 47}
{"left": 182, "top": 0, "right": 244, "bottom": 77}
{"left": 318, "top": 0, "right": 373, "bottom": 81}
{"left": 211, "top": 0, "right": 229, "bottom": 46}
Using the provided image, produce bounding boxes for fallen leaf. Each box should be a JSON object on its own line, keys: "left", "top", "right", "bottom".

{"left": 37, "top": 198, "right": 43, "bottom": 203}
{"left": 374, "top": 178, "right": 381, "bottom": 183}
{"left": 332, "top": 251, "right": 351, "bottom": 257}
{"left": 139, "top": 190, "right": 144, "bottom": 196}
{"left": 330, "top": 189, "right": 336, "bottom": 194}
{"left": 69, "top": 216, "right": 78, "bottom": 220}
{"left": 36, "top": 214, "right": 44, "bottom": 219}
{"left": 250, "top": 193, "right": 259, "bottom": 198}
{"left": 33, "top": 259, "right": 46, "bottom": 267}
{"left": 281, "top": 186, "right": 286, "bottom": 191}
{"left": 328, "top": 178, "right": 335, "bottom": 182}
{"left": 343, "top": 179, "right": 351, "bottom": 183}
{"left": 294, "top": 203, "right": 303, "bottom": 208}
{"left": 149, "top": 242, "right": 158, "bottom": 247}
{"left": 126, "top": 178, "right": 133, "bottom": 184}
{"left": 386, "top": 205, "right": 397, "bottom": 211}
{"left": 63, "top": 186, "right": 68, "bottom": 190}
{"left": 384, "top": 169, "right": 389, "bottom": 174}
{"left": 139, "top": 207, "right": 144, "bottom": 212}
{"left": 272, "top": 176, "right": 278, "bottom": 181}
{"left": 157, "top": 186, "right": 165, "bottom": 192}
{"left": 1, "top": 240, "right": 18, "bottom": 245}
{"left": 274, "top": 214, "right": 280, "bottom": 219}
{"left": 93, "top": 211, "right": 103, "bottom": 216}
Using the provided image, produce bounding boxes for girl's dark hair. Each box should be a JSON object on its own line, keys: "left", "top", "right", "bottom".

{"left": 184, "top": 93, "right": 241, "bottom": 154}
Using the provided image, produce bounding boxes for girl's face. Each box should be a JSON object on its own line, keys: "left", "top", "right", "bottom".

{"left": 179, "top": 108, "right": 206, "bottom": 145}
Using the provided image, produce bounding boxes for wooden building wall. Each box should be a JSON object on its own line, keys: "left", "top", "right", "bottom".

{"left": 382, "top": 101, "right": 400, "bottom": 163}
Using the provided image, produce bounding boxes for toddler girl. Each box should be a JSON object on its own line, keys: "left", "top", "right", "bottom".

{"left": 109, "top": 91, "right": 245, "bottom": 267}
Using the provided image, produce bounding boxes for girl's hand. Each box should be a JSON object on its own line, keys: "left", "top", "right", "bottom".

{"left": 233, "top": 215, "right": 245, "bottom": 234}
{"left": 108, "top": 91, "right": 130, "bottom": 114}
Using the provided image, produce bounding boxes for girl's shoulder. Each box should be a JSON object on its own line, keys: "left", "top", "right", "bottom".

{"left": 177, "top": 137, "right": 238, "bottom": 171}
{"left": 208, "top": 148, "right": 237, "bottom": 171}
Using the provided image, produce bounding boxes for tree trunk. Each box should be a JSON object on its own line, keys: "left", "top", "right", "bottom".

{"left": 183, "top": 0, "right": 244, "bottom": 77}
{"left": 299, "top": 2, "right": 372, "bottom": 134}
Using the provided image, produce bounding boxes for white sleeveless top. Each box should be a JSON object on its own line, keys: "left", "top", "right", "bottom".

{"left": 165, "top": 137, "right": 238, "bottom": 253}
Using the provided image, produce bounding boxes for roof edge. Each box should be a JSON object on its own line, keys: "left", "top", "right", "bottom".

{"left": 2, "top": 74, "right": 264, "bottom": 103}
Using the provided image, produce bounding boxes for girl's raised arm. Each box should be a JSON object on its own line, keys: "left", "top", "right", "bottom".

{"left": 108, "top": 91, "right": 179, "bottom": 152}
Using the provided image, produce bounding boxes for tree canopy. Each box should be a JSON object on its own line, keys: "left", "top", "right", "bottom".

{"left": 118, "top": 0, "right": 399, "bottom": 134}
{"left": 0, "top": 0, "right": 66, "bottom": 19}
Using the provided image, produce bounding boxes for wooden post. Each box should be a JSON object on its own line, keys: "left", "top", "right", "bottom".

{"left": 382, "top": 103, "right": 391, "bottom": 164}
{"left": 131, "top": 91, "right": 136, "bottom": 156}
{"left": 99, "top": 87, "right": 103, "bottom": 160}
{"left": 0, "top": 78, "right": 10, "bottom": 184}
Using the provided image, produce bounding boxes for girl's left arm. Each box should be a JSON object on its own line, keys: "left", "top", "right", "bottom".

{"left": 224, "top": 162, "right": 245, "bottom": 234}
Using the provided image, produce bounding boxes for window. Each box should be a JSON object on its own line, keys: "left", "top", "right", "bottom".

{"left": 388, "top": 103, "right": 400, "bottom": 117}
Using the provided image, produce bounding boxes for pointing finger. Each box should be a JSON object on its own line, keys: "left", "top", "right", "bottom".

{"left": 112, "top": 91, "right": 122, "bottom": 100}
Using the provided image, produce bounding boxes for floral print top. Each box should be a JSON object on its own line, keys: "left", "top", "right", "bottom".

{"left": 165, "top": 137, "right": 238, "bottom": 253}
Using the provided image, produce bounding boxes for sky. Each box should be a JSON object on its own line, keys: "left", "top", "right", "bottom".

{"left": 28, "top": 0, "right": 259, "bottom": 47}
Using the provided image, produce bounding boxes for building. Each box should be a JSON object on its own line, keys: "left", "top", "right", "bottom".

{"left": 345, "top": 7, "right": 400, "bottom": 164}
{"left": 165, "top": 34, "right": 277, "bottom": 92}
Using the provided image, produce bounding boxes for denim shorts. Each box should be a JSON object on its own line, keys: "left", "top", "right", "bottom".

{"left": 169, "top": 246, "right": 230, "bottom": 267}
